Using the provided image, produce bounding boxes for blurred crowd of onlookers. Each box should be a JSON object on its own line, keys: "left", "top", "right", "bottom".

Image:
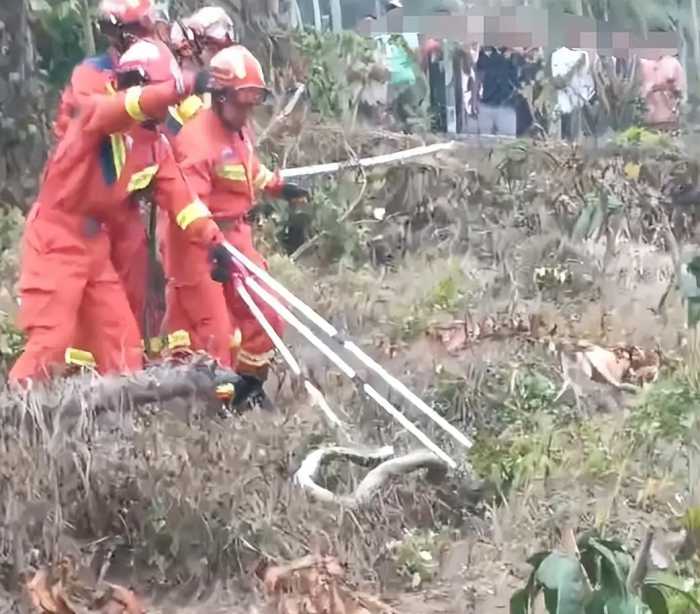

{"left": 362, "top": 26, "right": 686, "bottom": 139}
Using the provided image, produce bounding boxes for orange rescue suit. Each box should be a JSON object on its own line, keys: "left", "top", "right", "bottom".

{"left": 53, "top": 53, "right": 117, "bottom": 140}
{"left": 52, "top": 52, "right": 156, "bottom": 340}
{"left": 161, "top": 107, "right": 285, "bottom": 375}
{"left": 10, "top": 82, "right": 222, "bottom": 383}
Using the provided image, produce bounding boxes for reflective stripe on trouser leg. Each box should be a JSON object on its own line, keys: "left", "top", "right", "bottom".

{"left": 163, "top": 279, "right": 235, "bottom": 368}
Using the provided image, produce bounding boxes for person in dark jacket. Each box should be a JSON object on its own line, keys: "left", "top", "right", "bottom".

{"left": 473, "top": 46, "right": 519, "bottom": 136}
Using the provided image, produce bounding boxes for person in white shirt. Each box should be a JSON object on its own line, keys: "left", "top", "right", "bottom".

{"left": 550, "top": 46, "right": 596, "bottom": 140}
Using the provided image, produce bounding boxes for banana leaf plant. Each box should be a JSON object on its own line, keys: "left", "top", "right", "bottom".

{"left": 511, "top": 529, "right": 700, "bottom": 614}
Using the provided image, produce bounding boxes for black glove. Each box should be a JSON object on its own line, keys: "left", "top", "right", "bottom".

{"left": 281, "top": 182, "right": 309, "bottom": 204}
{"left": 193, "top": 70, "right": 214, "bottom": 95}
{"left": 208, "top": 243, "right": 234, "bottom": 283}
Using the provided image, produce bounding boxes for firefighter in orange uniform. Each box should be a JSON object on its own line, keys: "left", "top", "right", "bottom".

{"left": 162, "top": 45, "right": 308, "bottom": 408}
{"left": 155, "top": 7, "right": 237, "bottom": 286}
{"left": 53, "top": 0, "right": 166, "bottom": 141}
{"left": 51, "top": 0, "right": 170, "bottom": 352}
{"left": 166, "top": 6, "right": 237, "bottom": 136}
{"left": 9, "top": 39, "right": 226, "bottom": 384}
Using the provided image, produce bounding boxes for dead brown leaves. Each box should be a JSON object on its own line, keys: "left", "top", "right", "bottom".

{"left": 262, "top": 555, "right": 393, "bottom": 614}
{"left": 430, "top": 315, "right": 661, "bottom": 389}
{"left": 24, "top": 560, "right": 145, "bottom": 614}
{"left": 429, "top": 313, "right": 544, "bottom": 354}
{"left": 560, "top": 341, "right": 661, "bottom": 388}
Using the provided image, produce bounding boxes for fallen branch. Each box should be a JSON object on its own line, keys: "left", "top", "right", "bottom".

{"left": 258, "top": 83, "right": 306, "bottom": 146}
{"left": 280, "top": 141, "right": 456, "bottom": 180}
{"left": 14, "top": 358, "right": 233, "bottom": 435}
{"left": 294, "top": 447, "right": 449, "bottom": 508}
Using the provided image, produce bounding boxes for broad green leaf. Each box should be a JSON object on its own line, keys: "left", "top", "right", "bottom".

{"left": 510, "top": 588, "right": 530, "bottom": 614}
{"left": 544, "top": 588, "right": 560, "bottom": 613}
{"left": 680, "top": 265, "right": 700, "bottom": 300}
{"left": 644, "top": 572, "right": 700, "bottom": 611}
{"left": 603, "top": 594, "right": 650, "bottom": 614}
{"left": 572, "top": 204, "right": 596, "bottom": 241}
{"left": 588, "top": 539, "right": 628, "bottom": 597}
{"left": 688, "top": 299, "right": 700, "bottom": 329}
{"left": 587, "top": 205, "right": 604, "bottom": 240}
{"left": 535, "top": 552, "right": 590, "bottom": 614}
{"left": 585, "top": 590, "right": 607, "bottom": 614}
{"left": 641, "top": 586, "right": 669, "bottom": 614}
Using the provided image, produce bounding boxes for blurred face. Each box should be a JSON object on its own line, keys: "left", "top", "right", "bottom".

{"left": 179, "top": 53, "right": 200, "bottom": 72}
{"left": 217, "top": 92, "right": 255, "bottom": 131}
{"left": 215, "top": 86, "right": 267, "bottom": 130}
{"left": 200, "top": 45, "right": 218, "bottom": 65}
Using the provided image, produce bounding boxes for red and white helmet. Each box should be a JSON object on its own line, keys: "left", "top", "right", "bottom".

{"left": 98, "top": 0, "right": 156, "bottom": 29}
{"left": 188, "top": 6, "right": 236, "bottom": 48}
{"left": 209, "top": 45, "right": 269, "bottom": 104}
{"left": 116, "top": 38, "right": 185, "bottom": 92}
{"left": 170, "top": 20, "right": 196, "bottom": 56}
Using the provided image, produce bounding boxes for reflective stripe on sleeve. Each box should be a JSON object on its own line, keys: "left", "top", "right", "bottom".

{"left": 125, "top": 86, "right": 148, "bottom": 122}
{"left": 175, "top": 199, "right": 212, "bottom": 230}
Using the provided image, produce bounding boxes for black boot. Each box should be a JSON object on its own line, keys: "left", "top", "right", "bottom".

{"left": 232, "top": 374, "right": 275, "bottom": 412}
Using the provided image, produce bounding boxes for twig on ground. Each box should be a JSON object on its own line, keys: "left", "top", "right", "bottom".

{"left": 258, "top": 83, "right": 306, "bottom": 146}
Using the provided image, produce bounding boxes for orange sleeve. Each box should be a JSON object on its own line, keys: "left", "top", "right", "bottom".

{"left": 53, "top": 64, "right": 108, "bottom": 139}
{"left": 154, "top": 137, "right": 223, "bottom": 247}
{"left": 83, "top": 80, "right": 189, "bottom": 137}
{"left": 52, "top": 87, "right": 75, "bottom": 140}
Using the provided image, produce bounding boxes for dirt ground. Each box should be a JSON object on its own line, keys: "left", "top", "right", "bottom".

{"left": 2, "top": 133, "right": 698, "bottom": 613}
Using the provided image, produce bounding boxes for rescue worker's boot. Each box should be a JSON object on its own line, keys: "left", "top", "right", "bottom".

{"left": 213, "top": 370, "right": 273, "bottom": 414}
{"left": 231, "top": 373, "right": 272, "bottom": 411}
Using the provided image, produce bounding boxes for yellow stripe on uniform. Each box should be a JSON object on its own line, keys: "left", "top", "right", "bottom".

{"left": 110, "top": 133, "right": 126, "bottom": 179}
{"left": 127, "top": 164, "right": 159, "bottom": 192}
{"left": 178, "top": 95, "right": 204, "bottom": 121}
{"left": 167, "top": 330, "right": 191, "bottom": 350}
{"left": 125, "top": 86, "right": 147, "bottom": 122}
{"left": 145, "top": 337, "right": 163, "bottom": 354}
{"left": 217, "top": 164, "right": 247, "bottom": 182}
{"left": 175, "top": 199, "right": 211, "bottom": 230}
{"left": 254, "top": 164, "right": 275, "bottom": 190}
{"left": 65, "top": 347, "right": 96, "bottom": 367}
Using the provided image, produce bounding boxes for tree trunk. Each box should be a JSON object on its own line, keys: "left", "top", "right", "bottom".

{"left": 80, "top": 0, "right": 95, "bottom": 55}
{"left": 691, "top": 0, "right": 700, "bottom": 88}
{"left": 329, "top": 0, "right": 342, "bottom": 32}
{"left": 0, "top": 0, "right": 50, "bottom": 210}
{"left": 311, "top": 0, "right": 321, "bottom": 30}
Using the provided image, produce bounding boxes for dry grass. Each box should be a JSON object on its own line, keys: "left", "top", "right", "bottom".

{"left": 3, "top": 134, "right": 700, "bottom": 612}
{"left": 0, "top": 366, "right": 483, "bottom": 610}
